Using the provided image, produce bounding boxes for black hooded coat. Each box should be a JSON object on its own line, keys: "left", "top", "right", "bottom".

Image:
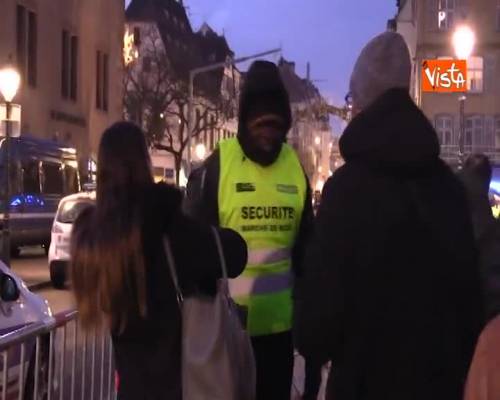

{"left": 295, "top": 89, "right": 483, "bottom": 400}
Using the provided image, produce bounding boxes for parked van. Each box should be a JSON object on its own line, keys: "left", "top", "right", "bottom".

{"left": 0, "top": 136, "right": 80, "bottom": 255}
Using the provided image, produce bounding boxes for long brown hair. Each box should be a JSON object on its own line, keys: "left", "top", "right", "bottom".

{"left": 71, "top": 122, "right": 153, "bottom": 333}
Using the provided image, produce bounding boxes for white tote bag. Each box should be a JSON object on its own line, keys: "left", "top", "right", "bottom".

{"left": 164, "top": 227, "right": 256, "bottom": 400}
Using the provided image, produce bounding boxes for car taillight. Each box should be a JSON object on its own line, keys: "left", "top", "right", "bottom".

{"left": 52, "top": 224, "right": 64, "bottom": 234}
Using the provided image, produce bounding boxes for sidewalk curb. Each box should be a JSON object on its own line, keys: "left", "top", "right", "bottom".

{"left": 28, "top": 281, "right": 53, "bottom": 292}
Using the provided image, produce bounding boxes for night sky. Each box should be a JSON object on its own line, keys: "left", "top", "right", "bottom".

{"left": 125, "top": 0, "right": 397, "bottom": 131}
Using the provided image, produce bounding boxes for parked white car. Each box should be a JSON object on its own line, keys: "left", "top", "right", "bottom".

{"left": 48, "top": 191, "right": 95, "bottom": 289}
{"left": 0, "top": 261, "right": 54, "bottom": 399}
{"left": 0, "top": 262, "right": 53, "bottom": 332}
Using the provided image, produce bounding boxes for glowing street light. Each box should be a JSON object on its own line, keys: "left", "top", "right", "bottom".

{"left": 314, "top": 136, "right": 321, "bottom": 146}
{"left": 453, "top": 26, "right": 475, "bottom": 60}
{"left": 0, "top": 65, "right": 21, "bottom": 266}
{"left": 0, "top": 67, "right": 21, "bottom": 103}
{"left": 315, "top": 179, "right": 325, "bottom": 192}
{"left": 195, "top": 143, "right": 206, "bottom": 161}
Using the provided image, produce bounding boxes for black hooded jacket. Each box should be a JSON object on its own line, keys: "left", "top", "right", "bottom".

{"left": 296, "top": 89, "right": 483, "bottom": 400}
{"left": 184, "top": 61, "right": 313, "bottom": 278}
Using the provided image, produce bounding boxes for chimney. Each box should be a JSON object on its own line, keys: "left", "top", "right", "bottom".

{"left": 306, "top": 62, "right": 311, "bottom": 81}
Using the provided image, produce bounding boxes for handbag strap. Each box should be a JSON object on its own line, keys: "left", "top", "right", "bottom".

{"left": 211, "top": 227, "right": 228, "bottom": 280}
{"left": 163, "top": 236, "right": 184, "bottom": 306}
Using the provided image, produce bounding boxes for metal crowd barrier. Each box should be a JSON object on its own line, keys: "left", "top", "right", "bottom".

{"left": 0, "top": 310, "right": 116, "bottom": 400}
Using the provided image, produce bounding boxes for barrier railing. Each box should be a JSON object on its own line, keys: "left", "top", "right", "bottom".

{"left": 0, "top": 310, "right": 115, "bottom": 400}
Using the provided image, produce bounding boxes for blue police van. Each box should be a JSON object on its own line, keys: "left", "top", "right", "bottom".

{"left": 0, "top": 136, "right": 80, "bottom": 255}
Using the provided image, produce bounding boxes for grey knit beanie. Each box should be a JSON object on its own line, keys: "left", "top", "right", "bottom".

{"left": 349, "top": 31, "right": 411, "bottom": 111}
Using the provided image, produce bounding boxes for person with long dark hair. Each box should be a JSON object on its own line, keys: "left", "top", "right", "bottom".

{"left": 71, "top": 122, "right": 247, "bottom": 400}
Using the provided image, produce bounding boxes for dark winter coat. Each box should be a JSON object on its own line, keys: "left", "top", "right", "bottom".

{"left": 296, "top": 89, "right": 483, "bottom": 400}
{"left": 109, "top": 183, "right": 247, "bottom": 400}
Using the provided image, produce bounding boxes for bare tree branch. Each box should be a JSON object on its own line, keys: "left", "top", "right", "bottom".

{"left": 123, "top": 24, "right": 237, "bottom": 184}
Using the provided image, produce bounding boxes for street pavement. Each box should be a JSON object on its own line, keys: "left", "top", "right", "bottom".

{"left": 10, "top": 246, "right": 73, "bottom": 314}
{"left": 11, "top": 246, "right": 50, "bottom": 289}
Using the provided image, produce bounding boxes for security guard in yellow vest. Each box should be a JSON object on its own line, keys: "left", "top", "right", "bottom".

{"left": 185, "top": 61, "right": 313, "bottom": 400}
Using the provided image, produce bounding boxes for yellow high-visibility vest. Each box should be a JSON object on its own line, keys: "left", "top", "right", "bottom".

{"left": 218, "top": 138, "right": 306, "bottom": 336}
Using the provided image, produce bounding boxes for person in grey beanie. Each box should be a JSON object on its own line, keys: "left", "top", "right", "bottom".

{"left": 295, "top": 31, "right": 483, "bottom": 400}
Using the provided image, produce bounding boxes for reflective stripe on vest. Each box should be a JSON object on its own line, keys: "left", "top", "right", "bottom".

{"left": 218, "top": 138, "right": 306, "bottom": 336}
{"left": 229, "top": 269, "right": 292, "bottom": 297}
{"left": 247, "top": 248, "right": 291, "bottom": 266}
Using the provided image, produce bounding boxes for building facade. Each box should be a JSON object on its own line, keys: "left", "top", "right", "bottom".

{"left": 125, "top": 0, "right": 239, "bottom": 185}
{"left": 0, "top": 0, "right": 124, "bottom": 177}
{"left": 278, "top": 58, "right": 334, "bottom": 191}
{"left": 395, "top": 0, "right": 500, "bottom": 166}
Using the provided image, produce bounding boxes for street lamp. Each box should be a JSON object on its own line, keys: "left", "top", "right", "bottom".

{"left": 194, "top": 142, "right": 206, "bottom": 161}
{"left": 0, "top": 66, "right": 21, "bottom": 266}
{"left": 453, "top": 25, "right": 475, "bottom": 169}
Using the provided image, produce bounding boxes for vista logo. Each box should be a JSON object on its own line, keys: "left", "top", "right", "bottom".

{"left": 422, "top": 60, "right": 467, "bottom": 93}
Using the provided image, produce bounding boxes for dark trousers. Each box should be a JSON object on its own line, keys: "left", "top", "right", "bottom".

{"left": 251, "top": 331, "right": 294, "bottom": 400}
{"left": 303, "top": 358, "right": 323, "bottom": 400}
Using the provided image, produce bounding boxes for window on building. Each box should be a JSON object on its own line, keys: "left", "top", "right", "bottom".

{"left": 41, "top": 163, "right": 64, "bottom": 194}
{"left": 27, "top": 11, "right": 37, "bottom": 87}
{"left": 492, "top": 117, "right": 500, "bottom": 148}
{"left": 224, "top": 76, "right": 234, "bottom": 96}
{"left": 22, "top": 161, "right": 40, "bottom": 194}
{"left": 465, "top": 115, "right": 484, "bottom": 147}
{"left": 16, "top": 5, "right": 26, "bottom": 76}
{"left": 96, "top": 51, "right": 101, "bottom": 109}
{"left": 468, "top": 56, "right": 484, "bottom": 93}
{"left": 103, "top": 54, "right": 109, "bottom": 111}
{"left": 64, "top": 165, "right": 79, "bottom": 194}
{"left": 70, "top": 36, "right": 78, "bottom": 100}
{"left": 210, "top": 116, "right": 215, "bottom": 150}
{"left": 497, "top": 0, "right": 500, "bottom": 31}
{"left": 438, "top": 0, "right": 455, "bottom": 31}
{"left": 61, "top": 30, "right": 69, "bottom": 98}
{"left": 61, "top": 30, "right": 79, "bottom": 101}
{"left": 485, "top": 116, "right": 495, "bottom": 148}
{"left": 96, "top": 51, "right": 109, "bottom": 111}
{"left": 16, "top": 5, "right": 37, "bottom": 88}
{"left": 195, "top": 109, "right": 201, "bottom": 132}
{"left": 435, "top": 115, "right": 454, "bottom": 145}
{"left": 201, "top": 113, "right": 207, "bottom": 147}
{"left": 133, "top": 26, "right": 141, "bottom": 46}
{"left": 494, "top": 116, "right": 500, "bottom": 148}
{"left": 143, "top": 56, "right": 152, "bottom": 72}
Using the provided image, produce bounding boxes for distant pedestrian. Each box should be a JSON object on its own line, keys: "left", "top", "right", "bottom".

{"left": 296, "top": 31, "right": 483, "bottom": 400}
{"left": 462, "top": 154, "right": 500, "bottom": 321}
{"left": 70, "top": 122, "right": 247, "bottom": 400}
{"left": 185, "top": 61, "right": 314, "bottom": 400}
